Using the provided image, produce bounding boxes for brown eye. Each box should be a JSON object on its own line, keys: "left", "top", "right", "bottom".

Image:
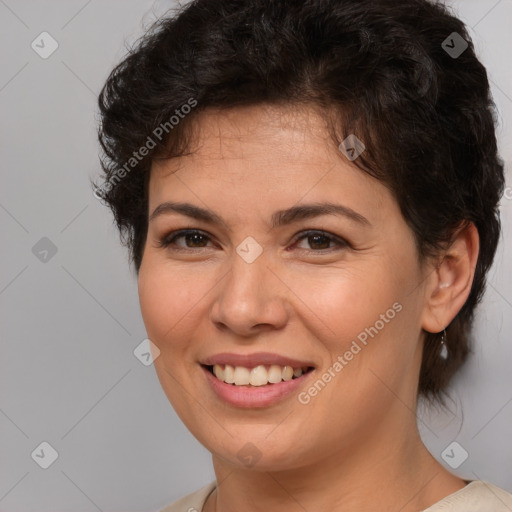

{"left": 294, "top": 230, "right": 349, "bottom": 252}
{"left": 158, "top": 230, "right": 213, "bottom": 250}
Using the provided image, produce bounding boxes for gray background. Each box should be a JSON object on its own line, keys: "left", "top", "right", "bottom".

{"left": 0, "top": 0, "right": 511, "bottom": 511}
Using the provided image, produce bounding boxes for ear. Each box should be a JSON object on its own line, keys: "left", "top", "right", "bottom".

{"left": 421, "top": 222, "right": 480, "bottom": 333}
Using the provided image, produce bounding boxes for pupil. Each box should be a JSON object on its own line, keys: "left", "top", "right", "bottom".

{"left": 188, "top": 233, "right": 206, "bottom": 247}
{"left": 310, "top": 235, "right": 329, "bottom": 249}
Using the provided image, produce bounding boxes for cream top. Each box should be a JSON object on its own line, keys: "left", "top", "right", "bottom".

{"left": 159, "top": 480, "right": 512, "bottom": 511}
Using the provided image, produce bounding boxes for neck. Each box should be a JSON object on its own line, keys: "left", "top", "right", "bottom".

{"left": 205, "top": 416, "right": 465, "bottom": 512}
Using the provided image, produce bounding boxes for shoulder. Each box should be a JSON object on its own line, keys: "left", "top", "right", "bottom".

{"left": 159, "top": 481, "right": 216, "bottom": 512}
{"left": 423, "top": 480, "right": 512, "bottom": 511}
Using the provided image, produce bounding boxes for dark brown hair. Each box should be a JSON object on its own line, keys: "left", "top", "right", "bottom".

{"left": 94, "top": 0, "right": 504, "bottom": 403}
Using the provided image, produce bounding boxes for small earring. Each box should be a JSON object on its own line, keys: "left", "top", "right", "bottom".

{"left": 440, "top": 329, "right": 448, "bottom": 360}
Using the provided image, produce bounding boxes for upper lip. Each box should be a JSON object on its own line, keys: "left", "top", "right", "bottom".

{"left": 201, "top": 352, "right": 315, "bottom": 369}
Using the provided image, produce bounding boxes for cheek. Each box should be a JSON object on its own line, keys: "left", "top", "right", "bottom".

{"left": 290, "top": 265, "right": 402, "bottom": 341}
{"left": 137, "top": 262, "right": 211, "bottom": 421}
{"left": 288, "top": 258, "right": 419, "bottom": 386}
{"left": 137, "top": 261, "right": 211, "bottom": 351}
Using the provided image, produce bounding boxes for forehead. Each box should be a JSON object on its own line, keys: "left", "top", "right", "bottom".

{"left": 147, "top": 104, "right": 389, "bottom": 217}
{"left": 156, "top": 104, "right": 336, "bottom": 169}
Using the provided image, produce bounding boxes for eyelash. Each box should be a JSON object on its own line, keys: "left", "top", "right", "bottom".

{"left": 157, "top": 229, "right": 350, "bottom": 253}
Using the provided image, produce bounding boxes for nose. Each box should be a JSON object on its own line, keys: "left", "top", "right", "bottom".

{"left": 209, "top": 250, "right": 289, "bottom": 337}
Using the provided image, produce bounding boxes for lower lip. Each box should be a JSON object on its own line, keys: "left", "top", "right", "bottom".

{"left": 201, "top": 365, "right": 314, "bottom": 408}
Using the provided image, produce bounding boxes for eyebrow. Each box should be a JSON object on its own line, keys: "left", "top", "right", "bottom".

{"left": 148, "top": 201, "right": 371, "bottom": 229}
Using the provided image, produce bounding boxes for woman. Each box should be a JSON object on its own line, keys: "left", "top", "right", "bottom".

{"left": 94, "top": 0, "right": 512, "bottom": 510}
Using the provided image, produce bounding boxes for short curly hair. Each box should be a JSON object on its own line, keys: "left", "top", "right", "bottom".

{"left": 94, "top": 0, "right": 504, "bottom": 403}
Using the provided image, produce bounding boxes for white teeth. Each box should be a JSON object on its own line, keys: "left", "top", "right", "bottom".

{"left": 268, "top": 364, "right": 283, "bottom": 383}
{"left": 233, "top": 366, "right": 250, "bottom": 385}
{"left": 224, "top": 364, "right": 235, "bottom": 383}
{"left": 249, "top": 365, "right": 268, "bottom": 386}
{"left": 211, "top": 364, "right": 309, "bottom": 386}
{"left": 213, "top": 364, "right": 224, "bottom": 380}
{"left": 282, "top": 365, "right": 294, "bottom": 381}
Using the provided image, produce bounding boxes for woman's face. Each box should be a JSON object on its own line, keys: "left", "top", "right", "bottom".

{"left": 138, "top": 104, "right": 432, "bottom": 471}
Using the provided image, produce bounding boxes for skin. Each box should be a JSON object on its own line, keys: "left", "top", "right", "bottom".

{"left": 137, "top": 104, "right": 479, "bottom": 511}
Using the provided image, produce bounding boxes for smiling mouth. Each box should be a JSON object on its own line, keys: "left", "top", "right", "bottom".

{"left": 203, "top": 364, "right": 314, "bottom": 387}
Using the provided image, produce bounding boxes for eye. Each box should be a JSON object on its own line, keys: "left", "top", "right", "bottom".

{"left": 292, "top": 230, "right": 349, "bottom": 252}
{"left": 157, "top": 228, "right": 349, "bottom": 253}
{"left": 157, "top": 229, "right": 214, "bottom": 251}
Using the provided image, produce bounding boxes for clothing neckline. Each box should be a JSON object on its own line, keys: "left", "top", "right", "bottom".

{"left": 200, "top": 479, "right": 478, "bottom": 511}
